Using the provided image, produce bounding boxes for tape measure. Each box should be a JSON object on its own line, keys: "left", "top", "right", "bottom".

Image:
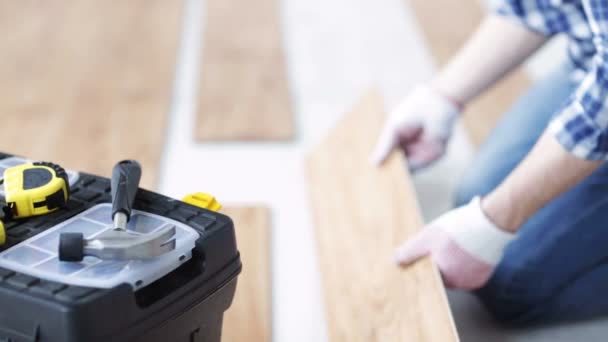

{"left": 3, "top": 162, "right": 70, "bottom": 220}
{"left": 0, "top": 162, "right": 70, "bottom": 246}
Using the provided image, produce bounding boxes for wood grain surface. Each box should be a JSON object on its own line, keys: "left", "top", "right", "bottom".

{"left": 197, "top": 0, "right": 294, "bottom": 141}
{"left": 222, "top": 207, "right": 272, "bottom": 342}
{"left": 407, "top": 0, "right": 530, "bottom": 146}
{"left": 306, "top": 92, "right": 458, "bottom": 341}
{"left": 0, "top": 1, "right": 181, "bottom": 189}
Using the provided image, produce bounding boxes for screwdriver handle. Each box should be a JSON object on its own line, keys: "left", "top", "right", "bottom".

{"left": 111, "top": 160, "right": 142, "bottom": 222}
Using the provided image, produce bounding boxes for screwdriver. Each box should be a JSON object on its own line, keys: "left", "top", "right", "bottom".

{"left": 111, "top": 160, "right": 142, "bottom": 231}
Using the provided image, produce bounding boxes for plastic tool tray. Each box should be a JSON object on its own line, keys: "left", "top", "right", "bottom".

{"left": 0, "top": 153, "right": 242, "bottom": 342}
{"left": 0, "top": 204, "right": 200, "bottom": 289}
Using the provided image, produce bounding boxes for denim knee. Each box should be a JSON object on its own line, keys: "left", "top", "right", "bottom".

{"left": 474, "top": 261, "right": 554, "bottom": 326}
{"left": 453, "top": 177, "right": 484, "bottom": 208}
{"left": 475, "top": 279, "right": 544, "bottom": 326}
{"left": 453, "top": 163, "right": 507, "bottom": 208}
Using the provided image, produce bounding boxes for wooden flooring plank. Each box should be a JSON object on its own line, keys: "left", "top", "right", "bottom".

{"left": 196, "top": 0, "right": 294, "bottom": 141}
{"left": 0, "top": 1, "right": 181, "bottom": 189}
{"left": 222, "top": 207, "right": 272, "bottom": 342}
{"left": 407, "top": 0, "right": 531, "bottom": 146}
{"left": 306, "top": 91, "right": 458, "bottom": 341}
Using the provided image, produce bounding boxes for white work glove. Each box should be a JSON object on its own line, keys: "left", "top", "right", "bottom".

{"left": 370, "top": 85, "right": 461, "bottom": 170}
{"left": 395, "top": 197, "right": 515, "bottom": 289}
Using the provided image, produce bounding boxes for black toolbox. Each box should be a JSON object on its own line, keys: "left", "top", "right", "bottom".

{"left": 0, "top": 153, "right": 242, "bottom": 342}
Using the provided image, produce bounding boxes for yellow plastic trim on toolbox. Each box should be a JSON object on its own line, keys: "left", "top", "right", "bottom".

{"left": 182, "top": 192, "right": 222, "bottom": 212}
{"left": 0, "top": 221, "right": 4, "bottom": 245}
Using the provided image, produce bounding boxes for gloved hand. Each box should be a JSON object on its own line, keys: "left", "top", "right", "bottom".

{"left": 394, "top": 197, "right": 515, "bottom": 289}
{"left": 370, "top": 85, "right": 461, "bottom": 170}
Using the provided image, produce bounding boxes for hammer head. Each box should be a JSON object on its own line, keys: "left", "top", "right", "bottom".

{"left": 59, "top": 224, "right": 177, "bottom": 262}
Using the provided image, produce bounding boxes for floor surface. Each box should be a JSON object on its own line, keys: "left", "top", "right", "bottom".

{"left": 158, "top": 0, "right": 608, "bottom": 340}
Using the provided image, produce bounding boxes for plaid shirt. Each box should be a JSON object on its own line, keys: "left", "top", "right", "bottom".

{"left": 496, "top": 0, "right": 608, "bottom": 159}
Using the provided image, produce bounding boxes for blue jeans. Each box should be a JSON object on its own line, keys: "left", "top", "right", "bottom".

{"left": 454, "top": 65, "right": 608, "bottom": 325}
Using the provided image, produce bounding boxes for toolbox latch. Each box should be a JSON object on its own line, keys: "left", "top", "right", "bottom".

{"left": 182, "top": 192, "right": 222, "bottom": 212}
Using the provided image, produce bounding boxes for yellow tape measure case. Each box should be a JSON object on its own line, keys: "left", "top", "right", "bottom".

{"left": 3, "top": 162, "right": 70, "bottom": 218}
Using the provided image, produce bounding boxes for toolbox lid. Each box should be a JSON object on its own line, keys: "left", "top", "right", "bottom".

{"left": 0, "top": 204, "right": 199, "bottom": 289}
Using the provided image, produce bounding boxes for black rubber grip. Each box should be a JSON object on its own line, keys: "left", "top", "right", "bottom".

{"left": 22, "top": 167, "right": 52, "bottom": 190}
{"left": 58, "top": 232, "right": 85, "bottom": 262}
{"left": 111, "top": 160, "right": 142, "bottom": 222}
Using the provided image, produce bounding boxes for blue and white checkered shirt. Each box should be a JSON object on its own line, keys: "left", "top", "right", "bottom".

{"left": 496, "top": 0, "right": 608, "bottom": 159}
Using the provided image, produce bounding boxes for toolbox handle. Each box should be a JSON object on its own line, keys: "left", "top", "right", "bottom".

{"left": 111, "top": 160, "right": 141, "bottom": 222}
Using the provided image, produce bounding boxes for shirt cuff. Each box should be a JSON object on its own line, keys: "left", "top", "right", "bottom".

{"left": 548, "top": 111, "right": 608, "bottom": 160}
{"left": 493, "top": 3, "right": 554, "bottom": 36}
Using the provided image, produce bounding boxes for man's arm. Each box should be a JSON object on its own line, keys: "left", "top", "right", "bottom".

{"left": 394, "top": 2, "right": 608, "bottom": 290}
{"left": 482, "top": 130, "right": 603, "bottom": 232}
{"left": 396, "top": 13, "right": 608, "bottom": 289}
{"left": 432, "top": 15, "right": 547, "bottom": 105}
{"left": 483, "top": 0, "right": 608, "bottom": 231}
{"left": 394, "top": 131, "right": 602, "bottom": 289}
{"left": 370, "top": 15, "right": 547, "bottom": 168}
